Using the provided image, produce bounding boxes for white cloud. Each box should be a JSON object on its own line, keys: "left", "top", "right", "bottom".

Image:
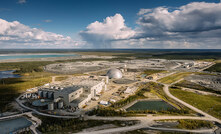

{"left": 18, "top": 0, "right": 26, "bottom": 4}
{"left": 0, "top": 18, "right": 78, "bottom": 48}
{"left": 79, "top": 13, "right": 135, "bottom": 48}
{"left": 134, "top": 2, "right": 221, "bottom": 48}
{"left": 137, "top": 9, "right": 152, "bottom": 15}
{"left": 43, "top": 19, "right": 52, "bottom": 23}
{"left": 80, "top": 2, "right": 221, "bottom": 49}
{"left": 137, "top": 2, "right": 221, "bottom": 34}
{"left": 2, "top": 2, "right": 221, "bottom": 49}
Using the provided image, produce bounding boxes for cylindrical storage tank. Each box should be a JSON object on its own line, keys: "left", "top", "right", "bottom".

{"left": 27, "top": 93, "right": 31, "bottom": 98}
{"left": 31, "top": 93, "right": 36, "bottom": 99}
{"left": 38, "top": 91, "right": 43, "bottom": 97}
{"left": 58, "top": 101, "right": 63, "bottom": 109}
{"left": 43, "top": 91, "right": 48, "bottom": 98}
{"left": 106, "top": 76, "right": 109, "bottom": 84}
{"left": 48, "top": 103, "right": 54, "bottom": 110}
{"left": 48, "top": 92, "right": 54, "bottom": 99}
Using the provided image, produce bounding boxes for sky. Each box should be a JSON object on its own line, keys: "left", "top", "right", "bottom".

{"left": 0, "top": 0, "right": 221, "bottom": 49}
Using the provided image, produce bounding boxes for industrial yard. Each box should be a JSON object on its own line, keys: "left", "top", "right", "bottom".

{"left": 15, "top": 58, "right": 217, "bottom": 116}
{"left": 1, "top": 54, "right": 221, "bottom": 134}
{"left": 1, "top": 0, "right": 221, "bottom": 133}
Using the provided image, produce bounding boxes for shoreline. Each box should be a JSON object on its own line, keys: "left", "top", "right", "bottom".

{"left": 0, "top": 56, "right": 80, "bottom": 63}
{"left": 0, "top": 54, "right": 114, "bottom": 63}
{"left": 0, "top": 53, "right": 78, "bottom": 56}
{"left": 0, "top": 53, "right": 81, "bottom": 63}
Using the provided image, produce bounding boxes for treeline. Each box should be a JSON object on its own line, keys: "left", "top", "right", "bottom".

{"left": 177, "top": 119, "right": 214, "bottom": 129}
{"left": 88, "top": 107, "right": 127, "bottom": 116}
{"left": 88, "top": 107, "right": 190, "bottom": 117}
{"left": 153, "top": 52, "right": 221, "bottom": 60}
{"left": 37, "top": 115, "right": 120, "bottom": 133}
{"left": 205, "top": 63, "right": 221, "bottom": 73}
{"left": 0, "top": 61, "right": 52, "bottom": 73}
{"left": 18, "top": 130, "right": 32, "bottom": 134}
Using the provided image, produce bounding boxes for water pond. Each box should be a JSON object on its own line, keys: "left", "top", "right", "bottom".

{"left": 0, "top": 117, "right": 32, "bottom": 134}
{"left": 0, "top": 70, "right": 21, "bottom": 79}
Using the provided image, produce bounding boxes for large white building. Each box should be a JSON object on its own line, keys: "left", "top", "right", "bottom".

{"left": 38, "top": 77, "right": 107, "bottom": 109}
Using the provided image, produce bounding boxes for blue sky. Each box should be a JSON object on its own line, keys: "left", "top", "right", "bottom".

{"left": 0, "top": 0, "right": 221, "bottom": 48}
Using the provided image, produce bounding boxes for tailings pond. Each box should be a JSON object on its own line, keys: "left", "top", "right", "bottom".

{"left": 0, "top": 117, "right": 32, "bottom": 134}
{"left": 0, "top": 70, "right": 21, "bottom": 79}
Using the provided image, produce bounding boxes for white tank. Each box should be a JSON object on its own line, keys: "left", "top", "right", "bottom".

{"left": 26, "top": 93, "right": 31, "bottom": 98}
{"left": 104, "top": 84, "right": 107, "bottom": 91}
{"left": 38, "top": 91, "right": 43, "bottom": 97}
{"left": 43, "top": 91, "right": 48, "bottom": 98}
{"left": 48, "top": 103, "right": 54, "bottom": 110}
{"left": 58, "top": 101, "right": 63, "bottom": 109}
{"left": 105, "top": 76, "right": 109, "bottom": 84}
{"left": 48, "top": 92, "right": 53, "bottom": 99}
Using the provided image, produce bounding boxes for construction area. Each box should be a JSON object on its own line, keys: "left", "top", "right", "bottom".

{"left": 17, "top": 65, "right": 142, "bottom": 115}
{"left": 45, "top": 59, "right": 213, "bottom": 74}
{"left": 17, "top": 59, "right": 214, "bottom": 116}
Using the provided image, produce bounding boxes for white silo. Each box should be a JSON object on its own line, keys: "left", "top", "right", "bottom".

{"left": 105, "top": 76, "right": 109, "bottom": 84}
{"left": 48, "top": 103, "right": 54, "bottom": 110}
{"left": 38, "top": 90, "right": 43, "bottom": 97}
{"left": 58, "top": 101, "right": 63, "bottom": 109}
{"left": 48, "top": 92, "right": 54, "bottom": 99}
{"left": 124, "top": 64, "right": 127, "bottom": 72}
{"left": 43, "top": 91, "right": 48, "bottom": 98}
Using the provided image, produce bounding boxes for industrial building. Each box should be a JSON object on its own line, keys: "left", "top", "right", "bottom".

{"left": 37, "top": 77, "right": 108, "bottom": 110}
{"left": 34, "top": 68, "right": 126, "bottom": 111}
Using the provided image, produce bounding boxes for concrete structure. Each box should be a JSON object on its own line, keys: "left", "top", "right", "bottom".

{"left": 38, "top": 91, "right": 43, "bottom": 97}
{"left": 99, "top": 100, "right": 109, "bottom": 105}
{"left": 58, "top": 101, "right": 64, "bottom": 109}
{"left": 48, "top": 103, "right": 54, "bottom": 110}
{"left": 106, "top": 68, "right": 123, "bottom": 79}
{"left": 53, "top": 86, "right": 84, "bottom": 106}
{"left": 37, "top": 77, "right": 107, "bottom": 109}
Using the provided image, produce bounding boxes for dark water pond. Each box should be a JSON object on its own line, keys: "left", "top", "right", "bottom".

{"left": 0, "top": 70, "right": 21, "bottom": 79}
{"left": 0, "top": 117, "right": 32, "bottom": 134}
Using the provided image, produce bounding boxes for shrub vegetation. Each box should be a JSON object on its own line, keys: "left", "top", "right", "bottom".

{"left": 170, "top": 88, "right": 221, "bottom": 119}
{"left": 174, "top": 80, "right": 221, "bottom": 94}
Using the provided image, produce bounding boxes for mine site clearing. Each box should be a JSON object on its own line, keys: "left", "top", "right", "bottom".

{"left": 16, "top": 58, "right": 218, "bottom": 115}
{"left": 6, "top": 57, "right": 221, "bottom": 134}
{"left": 45, "top": 59, "right": 213, "bottom": 74}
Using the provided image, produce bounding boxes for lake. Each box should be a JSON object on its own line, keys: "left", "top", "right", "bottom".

{"left": 0, "top": 53, "right": 78, "bottom": 60}
{"left": 0, "top": 117, "right": 32, "bottom": 134}
{"left": 0, "top": 70, "right": 21, "bottom": 79}
{"left": 126, "top": 100, "right": 174, "bottom": 111}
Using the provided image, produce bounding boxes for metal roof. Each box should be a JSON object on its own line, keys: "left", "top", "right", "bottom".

{"left": 106, "top": 68, "right": 122, "bottom": 79}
